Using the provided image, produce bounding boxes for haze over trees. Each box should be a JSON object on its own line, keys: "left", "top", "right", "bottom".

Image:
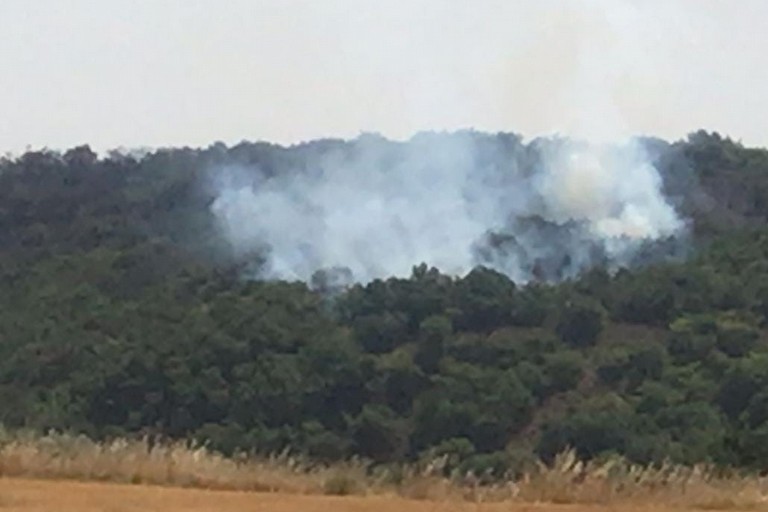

{"left": 2, "top": 130, "right": 768, "bottom": 476}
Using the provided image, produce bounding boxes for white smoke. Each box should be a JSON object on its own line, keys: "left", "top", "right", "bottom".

{"left": 209, "top": 0, "right": 686, "bottom": 285}
{"left": 537, "top": 140, "right": 681, "bottom": 240}
{"left": 210, "top": 132, "right": 684, "bottom": 284}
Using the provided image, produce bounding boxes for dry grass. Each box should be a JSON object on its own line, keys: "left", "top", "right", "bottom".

{"left": 0, "top": 429, "right": 766, "bottom": 509}
{"left": 515, "top": 450, "right": 768, "bottom": 509}
{"left": 0, "top": 429, "right": 367, "bottom": 495}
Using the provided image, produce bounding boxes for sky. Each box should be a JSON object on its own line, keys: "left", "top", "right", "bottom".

{"left": 1, "top": 0, "right": 767, "bottom": 154}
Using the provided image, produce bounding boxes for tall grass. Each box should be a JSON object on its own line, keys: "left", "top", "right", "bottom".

{"left": 0, "top": 428, "right": 766, "bottom": 508}
{"left": 0, "top": 428, "right": 349, "bottom": 494}
{"left": 515, "top": 450, "right": 768, "bottom": 509}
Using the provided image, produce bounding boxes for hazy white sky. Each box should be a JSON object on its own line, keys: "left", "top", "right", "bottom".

{"left": 1, "top": 0, "right": 767, "bottom": 153}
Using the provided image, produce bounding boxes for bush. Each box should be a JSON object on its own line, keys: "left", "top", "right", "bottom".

{"left": 556, "top": 299, "right": 605, "bottom": 348}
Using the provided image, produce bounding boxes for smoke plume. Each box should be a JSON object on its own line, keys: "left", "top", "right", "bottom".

{"left": 210, "top": 132, "right": 685, "bottom": 284}
{"left": 209, "top": 0, "right": 688, "bottom": 286}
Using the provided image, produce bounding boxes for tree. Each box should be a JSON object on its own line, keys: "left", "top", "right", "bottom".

{"left": 556, "top": 299, "right": 605, "bottom": 348}
{"left": 454, "top": 267, "right": 515, "bottom": 331}
{"left": 350, "top": 405, "right": 410, "bottom": 462}
{"left": 717, "top": 354, "right": 768, "bottom": 420}
{"left": 414, "top": 315, "right": 452, "bottom": 373}
{"left": 352, "top": 312, "right": 409, "bottom": 354}
{"left": 541, "top": 351, "right": 584, "bottom": 395}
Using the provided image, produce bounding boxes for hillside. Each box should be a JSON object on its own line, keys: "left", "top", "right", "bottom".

{"left": 2, "top": 130, "right": 768, "bottom": 476}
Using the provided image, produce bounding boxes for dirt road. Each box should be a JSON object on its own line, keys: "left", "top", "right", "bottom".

{"left": 0, "top": 477, "right": 691, "bottom": 512}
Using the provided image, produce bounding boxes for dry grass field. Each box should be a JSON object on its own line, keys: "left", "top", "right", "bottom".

{"left": 0, "top": 431, "right": 767, "bottom": 512}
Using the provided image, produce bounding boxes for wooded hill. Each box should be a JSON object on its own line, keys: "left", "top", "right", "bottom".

{"left": 2, "top": 130, "right": 768, "bottom": 476}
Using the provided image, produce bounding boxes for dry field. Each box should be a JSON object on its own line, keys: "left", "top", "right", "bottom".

{"left": 0, "top": 477, "right": 714, "bottom": 512}
{"left": 0, "top": 431, "right": 767, "bottom": 512}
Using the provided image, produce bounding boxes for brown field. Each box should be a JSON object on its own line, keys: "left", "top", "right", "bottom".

{"left": 0, "top": 477, "right": 708, "bottom": 512}
{"left": 1, "top": 431, "right": 767, "bottom": 511}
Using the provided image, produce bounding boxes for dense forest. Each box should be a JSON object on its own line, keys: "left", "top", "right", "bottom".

{"left": 3, "top": 130, "right": 768, "bottom": 477}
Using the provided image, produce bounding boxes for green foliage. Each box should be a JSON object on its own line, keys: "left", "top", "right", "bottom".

{"left": 556, "top": 299, "right": 605, "bottom": 348}
{"left": 541, "top": 351, "right": 585, "bottom": 395}
{"left": 412, "top": 360, "right": 533, "bottom": 453}
{"left": 353, "top": 312, "right": 408, "bottom": 354}
{"left": 4, "top": 132, "right": 768, "bottom": 472}
{"left": 454, "top": 267, "right": 515, "bottom": 331}
{"left": 537, "top": 396, "right": 639, "bottom": 462}
{"left": 414, "top": 314, "right": 451, "bottom": 373}
{"left": 350, "top": 405, "right": 409, "bottom": 462}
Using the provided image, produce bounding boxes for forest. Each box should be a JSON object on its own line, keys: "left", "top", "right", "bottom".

{"left": 2, "top": 130, "right": 768, "bottom": 477}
